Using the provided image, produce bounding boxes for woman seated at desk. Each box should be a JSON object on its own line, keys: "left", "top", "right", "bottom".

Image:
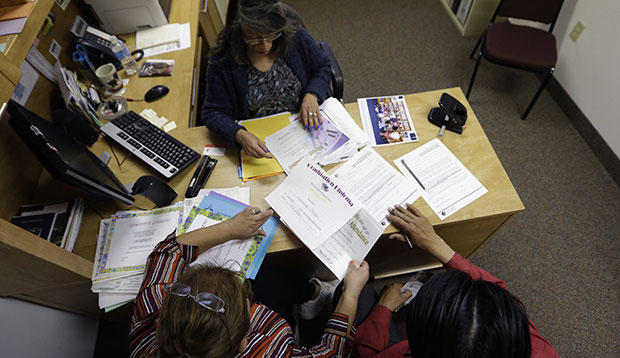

{"left": 128, "top": 206, "right": 369, "bottom": 358}
{"left": 351, "top": 204, "right": 559, "bottom": 358}
{"left": 201, "top": 0, "right": 332, "bottom": 158}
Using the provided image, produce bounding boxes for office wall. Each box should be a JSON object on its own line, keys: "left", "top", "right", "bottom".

{"left": 0, "top": 297, "right": 98, "bottom": 357}
{"left": 552, "top": 0, "right": 620, "bottom": 157}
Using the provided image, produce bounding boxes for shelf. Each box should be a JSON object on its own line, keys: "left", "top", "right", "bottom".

{"left": 440, "top": 0, "right": 500, "bottom": 37}
{"left": 0, "top": 0, "right": 56, "bottom": 67}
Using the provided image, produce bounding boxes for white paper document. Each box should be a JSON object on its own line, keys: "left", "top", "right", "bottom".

{"left": 266, "top": 163, "right": 360, "bottom": 250}
{"left": 395, "top": 138, "right": 487, "bottom": 220}
{"left": 313, "top": 208, "right": 382, "bottom": 279}
{"left": 333, "top": 146, "right": 421, "bottom": 227}
{"left": 11, "top": 60, "right": 39, "bottom": 106}
{"left": 265, "top": 98, "right": 369, "bottom": 173}
{"left": 142, "top": 22, "right": 191, "bottom": 58}
{"left": 136, "top": 23, "right": 180, "bottom": 49}
{"left": 101, "top": 206, "right": 182, "bottom": 274}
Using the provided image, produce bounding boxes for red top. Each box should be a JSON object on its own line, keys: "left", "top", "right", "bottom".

{"left": 353, "top": 253, "right": 559, "bottom": 358}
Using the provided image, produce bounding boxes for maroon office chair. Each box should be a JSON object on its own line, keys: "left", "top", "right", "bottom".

{"left": 466, "top": 0, "right": 565, "bottom": 119}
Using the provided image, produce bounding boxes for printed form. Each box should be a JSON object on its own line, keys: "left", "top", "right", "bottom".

{"left": 333, "top": 146, "right": 421, "bottom": 227}
{"left": 266, "top": 163, "right": 359, "bottom": 250}
{"left": 395, "top": 138, "right": 487, "bottom": 220}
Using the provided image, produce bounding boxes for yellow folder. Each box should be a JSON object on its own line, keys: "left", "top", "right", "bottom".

{"left": 239, "top": 112, "right": 291, "bottom": 181}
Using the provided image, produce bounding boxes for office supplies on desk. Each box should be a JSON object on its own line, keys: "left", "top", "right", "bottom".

{"left": 72, "top": 44, "right": 95, "bottom": 71}
{"left": 144, "top": 84, "right": 169, "bottom": 102}
{"left": 95, "top": 63, "right": 122, "bottom": 91}
{"left": 358, "top": 95, "right": 418, "bottom": 146}
{"left": 186, "top": 155, "right": 217, "bottom": 198}
{"left": 428, "top": 92, "right": 467, "bottom": 134}
{"left": 132, "top": 175, "right": 177, "bottom": 207}
{"left": 100, "top": 111, "right": 200, "bottom": 179}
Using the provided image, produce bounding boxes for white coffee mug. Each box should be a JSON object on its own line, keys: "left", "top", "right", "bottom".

{"left": 95, "top": 63, "right": 122, "bottom": 91}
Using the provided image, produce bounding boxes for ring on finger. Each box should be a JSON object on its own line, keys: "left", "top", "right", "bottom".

{"left": 308, "top": 111, "right": 315, "bottom": 116}
{"left": 250, "top": 208, "right": 257, "bottom": 215}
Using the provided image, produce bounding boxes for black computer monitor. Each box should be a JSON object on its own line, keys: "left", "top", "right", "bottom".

{"left": 7, "top": 100, "right": 135, "bottom": 205}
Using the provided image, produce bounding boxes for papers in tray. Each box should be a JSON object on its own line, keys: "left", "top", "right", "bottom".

{"left": 394, "top": 138, "right": 487, "bottom": 220}
{"left": 358, "top": 95, "right": 418, "bottom": 146}
{"left": 265, "top": 98, "right": 369, "bottom": 174}
{"left": 136, "top": 23, "right": 181, "bottom": 49}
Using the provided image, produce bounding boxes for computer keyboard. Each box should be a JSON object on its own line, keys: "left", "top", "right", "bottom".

{"left": 101, "top": 111, "right": 200, "bottom": 179}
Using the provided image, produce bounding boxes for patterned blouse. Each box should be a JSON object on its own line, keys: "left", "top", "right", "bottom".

{"left": 247, "top": 57, "right": 302, "bottom": 118}
{"left": 128, "top": 236, "right": 355, "bottom": 358}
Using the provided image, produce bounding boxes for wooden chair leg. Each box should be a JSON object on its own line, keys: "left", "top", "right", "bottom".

{"left": 469, "top": 33, "right": 484, "bottom": 59}
{"left": 521, "top": 68, "right": 555, "bottom": 120}
{"left": 466, "top": 52, "right": 483, "bottom": 99}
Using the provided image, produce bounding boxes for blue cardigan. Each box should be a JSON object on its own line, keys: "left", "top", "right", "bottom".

{"left": 201, "top": 28, "right": 332, "bottom": 149}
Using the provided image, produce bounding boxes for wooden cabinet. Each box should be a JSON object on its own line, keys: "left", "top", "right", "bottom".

{"left": 440, "top": 0, "right": 500, "bottom": 37}
{"left": 0, "top": 0, "right": 203, "bottom": 317}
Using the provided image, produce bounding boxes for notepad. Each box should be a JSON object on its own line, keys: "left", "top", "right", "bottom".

{"left": 239, "top": 112, "right": 290, "bottom": 181}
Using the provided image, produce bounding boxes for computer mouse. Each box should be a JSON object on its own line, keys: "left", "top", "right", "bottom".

{"left": 144, "top": 85, "right": 169, "bottom": 102}
{"left": 132, "top": 175, "right": 177, "bottom": 207}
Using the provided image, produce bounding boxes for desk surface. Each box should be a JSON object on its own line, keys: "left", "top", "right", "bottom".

{"left": 63, "top": 87, "right": 523, "bottom": 271}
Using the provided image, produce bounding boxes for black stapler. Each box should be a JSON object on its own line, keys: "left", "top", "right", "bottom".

{"left": 428, "top": 93, "right": 467, "bottom": 134}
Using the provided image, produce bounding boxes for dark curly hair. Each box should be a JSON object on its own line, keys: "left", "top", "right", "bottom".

{"left": 210, "top": 0, "right": 298, "bottom": 65}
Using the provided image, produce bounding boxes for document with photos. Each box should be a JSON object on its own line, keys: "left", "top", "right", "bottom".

{"left": 394, "top": 138, "right": 487, "bottom": 220}
{"left": 265, "top": 98, "right": 369, "bottom": 173}
{"left": 333, "top": 146, "right": 421, "bottom": 227}
{"left": 266, "top": 162, "right": 383, "bottom": 279}
{"left": 358, "top": 95, "right": 418, "bottom": 146}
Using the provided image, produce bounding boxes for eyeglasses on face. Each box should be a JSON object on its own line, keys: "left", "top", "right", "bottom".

{"left": 165, "top": 283, "right": 226, "bottom": 313}
{"left": 243, "top": 32, "right": 282, "bottom": 45}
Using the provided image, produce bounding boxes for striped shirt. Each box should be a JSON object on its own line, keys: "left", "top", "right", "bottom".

{"left": 129, "top": 236, "right": 355, "bottom": 358}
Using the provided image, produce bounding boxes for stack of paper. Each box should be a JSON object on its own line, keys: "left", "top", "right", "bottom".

{"left": 136, "top": 23, "right": 181, "bottom": 49}
{"left": 0, "top": 2, "right": 34, "bottom": 36}
{"left": 265, "top": 98, "right": 369, "bottom": 174}
{"left": 92, "top": 187, "right": 278, "bottom": 311}
{"left": 11, "top": 198, "right": 85, "bottom": 252}
{"left": 91, "top": 204, "right": 183, "bottom": 311}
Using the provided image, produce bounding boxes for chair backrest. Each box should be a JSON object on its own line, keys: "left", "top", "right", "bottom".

{"left": 493, "top": 0, "right": 564, "bottom": 31}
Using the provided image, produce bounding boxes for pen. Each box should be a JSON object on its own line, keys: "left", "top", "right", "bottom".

{"left": 401, "top": 159, "right": 426, "bottom": 190}
{"left": 404, "top": 234, "right": 414, "bottom": 248}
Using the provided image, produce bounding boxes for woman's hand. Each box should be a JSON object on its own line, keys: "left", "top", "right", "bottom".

{"left": 223, "top": 206, "right": 273, "bottom": 240}
{"left": 297, "top": 93, "right": 322, "bottom": 130}
{"left": 342, "top": 260, "right": 370, "bottom": 299}
{"left": 235, "top": 129, "right": 271, "bottom": 158}
{"left": 387, "top": 204, "right": 455, "bottom": 264}
{"left": 377, "top": 283, "right": 412, "bottom": 312}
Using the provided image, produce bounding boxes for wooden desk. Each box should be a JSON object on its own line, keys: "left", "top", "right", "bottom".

{"left": 0, "top": 0, "right": 205, "bottom": 316}
{"left": 80, "top": 87, "right": 523, "bottom": 280}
